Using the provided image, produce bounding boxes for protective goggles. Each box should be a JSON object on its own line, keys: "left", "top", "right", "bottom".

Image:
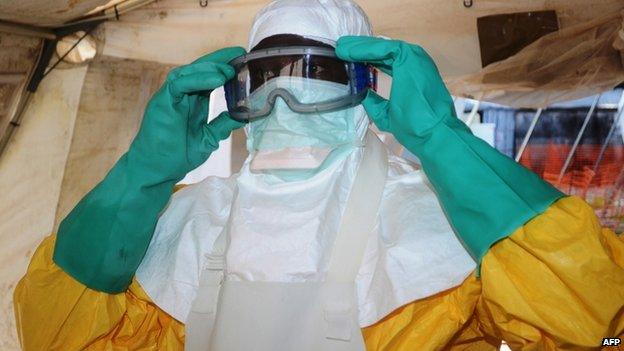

{"left": 224, "top": 46, "right": 376, "bottom": 121}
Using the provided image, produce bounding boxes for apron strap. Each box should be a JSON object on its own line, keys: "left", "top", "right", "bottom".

{"left": 326, "top": 131, "right": 388, "bottom": 283}
{"left": 323, "top": 131, "right": 388, "bottom": 342}
{"left": 185, "top": 232, "right": 227, "bottom": 351}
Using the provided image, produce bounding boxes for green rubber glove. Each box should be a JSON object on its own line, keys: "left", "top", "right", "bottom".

{"left": 54, "top": 47, "right": 246, "bottom": 293}
{"left": 337, "top": 36, "right": 563, "bottom": 267}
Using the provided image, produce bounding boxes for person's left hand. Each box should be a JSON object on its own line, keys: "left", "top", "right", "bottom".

{"left": 336, "top": 36, "right": 463, "bottom": 151}
{"left": 337, "top": 36, "right": 564, "bottom": 268}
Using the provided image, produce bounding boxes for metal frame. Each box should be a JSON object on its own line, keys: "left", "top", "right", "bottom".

{"left": 592, "top": 90, "right": 624, "bottom": 174}
{"left": 515, "top": 108, "right": 543, "bottom": 162}
{"left": 557, "top": 94, "right": 601, "bottom": 183}
{"left": 0, "top": 20, "right": 55, "bottom": 39}
{"left": 464, "top": 100, "right": 481, "bottom": 126}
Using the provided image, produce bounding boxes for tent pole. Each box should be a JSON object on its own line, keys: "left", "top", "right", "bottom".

{"left": 515, "top": 108, "right": 542, "bottom": 162}
{"left": 59, "top": 0, "right": 156, "bottom": 27}
{"left": 592, "top": 90, "right": 624, "bottom": 174}
{"left": 0, "top": 20, "right": 56, "bottom": 39}
{"left": 464, "top": 100, "right": 481, "bottom": 126}
{"left": 557, "top": 94, "right": 601, "bottom": 183}
{"left": 0, "top": 92, "right": 32, "bottom": 160}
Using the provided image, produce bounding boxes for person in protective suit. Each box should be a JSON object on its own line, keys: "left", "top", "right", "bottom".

{"left": 14, "top": 0, "right": 624, "bottom": 350}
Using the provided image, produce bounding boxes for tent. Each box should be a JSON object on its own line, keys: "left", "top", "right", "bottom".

{"left": 0, "top": 0, "right": 623, "bottom": 349}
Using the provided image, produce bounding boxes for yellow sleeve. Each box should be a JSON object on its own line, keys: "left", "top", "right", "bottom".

{"left": 362, "top": 274, "right": 500, "bottom": 351}
{"left": 477, "top": 196, "right": 624, "bottom": 350}
{"left": 363, "top": 196, "right": 624, "bottom": 351}
{"left": 20, "top": 196, "right": 621, "bottom": 350}
{"left": 14, "top": 235, "right": 185, "bottom": 351}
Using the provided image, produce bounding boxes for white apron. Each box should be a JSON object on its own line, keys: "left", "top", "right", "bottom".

{"left": 185, "top": 131, "right": 388, "bottom": 351}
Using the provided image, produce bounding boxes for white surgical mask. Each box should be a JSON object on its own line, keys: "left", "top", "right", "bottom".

{"left": 245, "top": 76, "right": 368, "bottom": 179}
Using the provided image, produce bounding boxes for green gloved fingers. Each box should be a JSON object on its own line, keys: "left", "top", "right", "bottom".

{"left": 54, "top": 46, "right": 246, "bottom": 293}
{"left": 359, "top": 90, "right": 390, "bottom": 130}
{"left": 167, "top": 62, "right": 234, "bottom": 98}
{"left": 338, "top": 36, "right": 457, "bottom": 137}
{"left": 337, "top": 36, "right": 563, "bottom": 268}
{"left": 130, "top": 47, "right": 246, "bottom": 178}
{"left": 201, "top": 111, "right": 245, "bottom": 151}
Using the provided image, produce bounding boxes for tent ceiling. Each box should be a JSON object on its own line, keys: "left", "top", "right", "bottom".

{"left": 100, "top": 0, "right": 624, "bottom": 78}
{"left": 0, "top": 0, "right": 110, "bottom": 27}
{"left": 1, "top": 1, "right": 622, "bottom": 76}
{"left": 0, "top": 0, "right": 622, "bottom": 107}
{"left": 1, "top": 0, "right": 622, "bottom": 35}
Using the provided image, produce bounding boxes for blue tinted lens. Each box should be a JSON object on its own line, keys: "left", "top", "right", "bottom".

{"left": 224, "top": 79, "right": 249, "bottom": 113}
{"left": 352, "top": 63, "right": 370, "bottom": 92}
{"left": 224, "top": 80, "right": 235, "bottom": 110}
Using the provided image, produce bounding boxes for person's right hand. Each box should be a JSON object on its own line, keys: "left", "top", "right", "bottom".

{"left": 128, "top": 46, "right": 246, "bottom": 181}
{"left": 54, "top": 47, "right": 248, "bottom": 294}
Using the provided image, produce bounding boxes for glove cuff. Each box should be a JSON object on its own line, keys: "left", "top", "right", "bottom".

{"left": 408, "top": 118, "right": 564, "bottom": 269}
{"left": 53, "top": 153, "right": 179, "bottom": 293}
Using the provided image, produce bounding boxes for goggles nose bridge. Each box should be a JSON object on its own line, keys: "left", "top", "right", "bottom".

{"left": 267, "top": 88, "right": 303, "bottom": 113}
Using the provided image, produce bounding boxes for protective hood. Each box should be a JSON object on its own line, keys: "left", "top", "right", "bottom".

{"left": 248, "top": 0, "right": 372, "bottom": 50}
{"left": 244, "top": 0, "right": 374, "bottom": 174}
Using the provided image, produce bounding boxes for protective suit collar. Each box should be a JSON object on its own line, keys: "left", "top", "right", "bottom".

{"left": 135, "top": 138, "right": 477, "bottom": 327}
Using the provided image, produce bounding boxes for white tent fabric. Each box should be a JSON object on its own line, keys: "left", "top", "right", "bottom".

{"left": 100, "top": 0, "right": 624, "bottom": 107}
{"left": 0, "top": 66, "right": 87, "bottom": 350}
{"left": 100, "top": 0, "right": 624, "bottom": 79}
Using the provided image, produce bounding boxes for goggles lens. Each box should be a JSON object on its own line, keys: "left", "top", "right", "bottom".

{"left": 224, "top": 46, "right": 376, "bottom": 121}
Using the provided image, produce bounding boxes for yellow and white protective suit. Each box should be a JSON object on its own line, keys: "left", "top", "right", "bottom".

{"left": 14, "top": 0, "right": 624, "bottom": 350}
